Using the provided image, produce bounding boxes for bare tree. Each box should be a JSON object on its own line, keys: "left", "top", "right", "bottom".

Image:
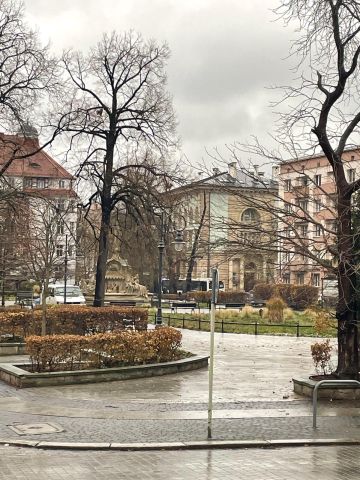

{"left": 0, "top": 0, "right": 59, "bottom": 175}
{"left": 57, "top": 31, "right": 178, "bottom": 306}
{"left": 20, "top": 197, "right": 77, "bottom": 334}
{"left": 219, "top": 0, "right": 360, "bottom": 378}
{"left": 184, "top": 191, "right": 207, "bottom": 292}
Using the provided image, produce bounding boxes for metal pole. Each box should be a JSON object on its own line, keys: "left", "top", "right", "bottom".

{"left": 157, "top": 213, "right": 164, "bottom": 326}
{"left": 207, "top": 267, "right": 218, "bottom": 439}
{"left": 64, "top": 234, "right": 68, "bottom": 304}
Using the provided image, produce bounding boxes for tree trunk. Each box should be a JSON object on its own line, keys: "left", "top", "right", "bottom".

{"left": 185, "top": 192, "right": 207, "bottom": 292}
{"left": 335, "top": 195, "right": 359, "bottom": 378}
{"left": 93, "top": 205, "right": 111, "bottom": 307}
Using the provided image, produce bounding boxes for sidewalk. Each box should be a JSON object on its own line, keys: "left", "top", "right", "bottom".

{"left": 0, "top": 330, "right": 357, "bottom": 450}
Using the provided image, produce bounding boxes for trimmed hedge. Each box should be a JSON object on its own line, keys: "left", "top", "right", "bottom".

{"left": 253, "top": 283, "right": 318, "bottom": 309}
{"left": 0, "top": 306, "right": 148, "bottom": 338}
{"left": 189, "top": 291, "right": 247, "bottom": 304}
{"left": 26, "top": 327, "right": 182, "bottom": 372}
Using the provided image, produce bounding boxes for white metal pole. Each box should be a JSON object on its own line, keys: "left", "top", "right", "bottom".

{"left": 207, "top": 267, "right": 218, "bottom": 439}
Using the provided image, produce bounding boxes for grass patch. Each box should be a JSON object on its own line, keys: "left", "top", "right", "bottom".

{"left": 150, "top": 307, "right": 337, "bottom": 337}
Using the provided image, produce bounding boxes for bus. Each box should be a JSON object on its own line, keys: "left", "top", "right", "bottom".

{"left": 162, "top": 277, "right": 225, "bottom": 293}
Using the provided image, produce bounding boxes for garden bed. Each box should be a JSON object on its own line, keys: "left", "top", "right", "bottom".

{"left": 0, "top": 355, "right": 209, "bottom": 388}
{"left": 293, "top": 376, "right": 360, "bottom": 399}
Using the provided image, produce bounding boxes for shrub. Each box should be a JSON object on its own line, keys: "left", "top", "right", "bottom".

{"left": 274, "top": 284, "right": 318, "bottom": 309}
{"left": 311, "top": 339, "right": 333, "bottom": 375}
{"left": 0, "top": 306, "right": 148, "bottom": 339}
{"left": 266, "top": 297, "right": 286, "bottom": 323}
{"left": 253, "top": 283, "right": 273, "bottom": 300}
{"left": 26, "top": 327, "right": 183, "bottom": 372}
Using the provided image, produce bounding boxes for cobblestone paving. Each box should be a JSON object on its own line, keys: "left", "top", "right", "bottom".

{"left": 1, "top": 412, "right": 360, "bottom": 443}
{"left": 0, "top": 331, "right": 353, "bottom": 445}
{"left": 0, "top": 445, "right": 359, "bottom": 479}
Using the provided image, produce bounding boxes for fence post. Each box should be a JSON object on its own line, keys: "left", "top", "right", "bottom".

{"left": 296, "top": 322, "right": 300, "bottom": 338}
{"left": 221, "top": 318, "right": 224, "bottom": 333}
{"left": 199, "top": 317, "right": 201, "bottom": 330}
{"left": 183, "top": 315, "right": 185, "bottom": 329}
{"left": 255, "top": 322, "right": 258, "bottom": 335}
{"left": 168, "top": 316, "right": 171, "bottom": 327}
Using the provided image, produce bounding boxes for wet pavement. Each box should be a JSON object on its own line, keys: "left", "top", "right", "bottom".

{"left": 0, "top": 445, "right": 359, "bottom": 479}
{"left": 0, "top": 330, "right": 357, "bottom": 445}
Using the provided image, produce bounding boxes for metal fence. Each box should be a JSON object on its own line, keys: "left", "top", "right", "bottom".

{"left": 149, "top": 314, "right": 314, "bottom": 337}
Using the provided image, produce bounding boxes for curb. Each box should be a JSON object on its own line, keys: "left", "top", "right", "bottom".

{"left": 1, "top": 438, "right": 360, "bottom": 451}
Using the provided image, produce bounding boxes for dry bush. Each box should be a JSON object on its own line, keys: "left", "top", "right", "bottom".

{"left": 266, "top": 297, "right": 286, "bottom": 323}
{"left": 253, "top": 283, "right": 273, "bottom": 300}
{"left": 311, "top": 339, "right": 333, "bottom": 375}
{"left": 26, "top": 327, "right": 183, "bottom": 372}
{"left": 0, "top": 306, "right": 148, "bottom": 338}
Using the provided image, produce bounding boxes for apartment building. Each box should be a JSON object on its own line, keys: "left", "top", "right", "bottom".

{"left": 276, "top": 148, "right": 360, "bottom": 287}
{"left": 0, "top": 131, "right": 78, "bottom": 287}
{"left": 169, "top": 163, "right": 278, "bottom": 292}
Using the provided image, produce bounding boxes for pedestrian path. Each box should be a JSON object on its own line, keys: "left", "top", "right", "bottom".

{"left": 0, "top": 330, "right": 356, "bottom": 449}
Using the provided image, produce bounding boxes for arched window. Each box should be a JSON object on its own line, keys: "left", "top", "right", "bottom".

{"left": 241, "top": 208, "right": 259, "bottom": 222}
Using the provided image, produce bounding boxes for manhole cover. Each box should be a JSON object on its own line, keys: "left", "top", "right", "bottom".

{"left": 8, "top": 422, "right": 64, "bottom": 435}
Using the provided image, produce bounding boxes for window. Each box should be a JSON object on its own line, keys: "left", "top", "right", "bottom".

{"left": 296, "top": 272, "right": 305, "bottom": 285}
{"left": 284, "top": 252, "right": 291, "bottom": 262}
{"left": 284, "top": 179, "right": 292, "bottom": 192}
{"left": 59, "top": 180, "right": 65, "bottom": 188}
{"left": 56, "top": 244, "right": 64, "bottom": 257}
{"left": 298, "top": 199, "right": 308, "bottom": 211}
{"left": 312, "top": 273, "right": 320, "bottom": 287}
{"left": 314, "top": 174, "right": 321, "bottom": 186}
{"left": 315, "top": 224, "right": 322, "bottom": 237}
{"left": 283, "top": 274, "right": 290, "bottom": 284}
{"left": 56, "top": 200, "right": 65, "bottom": 212}
{"left": 348, "top": 168, "right": 356, "bottom": 182}
{"left": 24, "top": 177, "right": 33, "bottom": 188}
{"left": 241, "top": 208, "right": 259, "bottom": 222}
{"left": 57, "top": 222, "right": 64, "bottom": 235}
{"left": 284, "top": 203, "right": 292, "bottom": 213}
{"left": 314, "top": 199, "right": 322, "bottom": 212}
{"left": 298, "top": 175, "right": 308, "bottom": 186}
{"left": 300, "top": 223, "right": 308, "bottom": 237}
{"left": 68, "top": 245, "right": 73, "bottom": 257}
{"left": 70, "top": 222, "right": 75, "bottom": 233}
{"left": 284, "top": 228, "right": 291, "bottom": 238}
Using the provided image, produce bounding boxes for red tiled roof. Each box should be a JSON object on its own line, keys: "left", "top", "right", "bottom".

{"left": 0, "top": 133, "right": 74, "bottom": 179}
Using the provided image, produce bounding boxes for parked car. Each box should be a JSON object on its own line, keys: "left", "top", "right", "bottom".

{"left": 45, "top": 284, "right": 86, "bottom": 305}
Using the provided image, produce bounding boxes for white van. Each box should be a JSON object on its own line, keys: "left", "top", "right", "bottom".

{"left": 46, "top": 284, "right": 86, "bottom": 305}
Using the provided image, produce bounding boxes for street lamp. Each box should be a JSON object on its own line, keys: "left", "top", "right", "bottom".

{"left": 156, "top": 213, "right": 186, "bottom": 326}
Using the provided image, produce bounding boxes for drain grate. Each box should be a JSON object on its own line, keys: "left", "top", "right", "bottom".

{"left": 8, "top": 422, "right": 64, "bottom": 435}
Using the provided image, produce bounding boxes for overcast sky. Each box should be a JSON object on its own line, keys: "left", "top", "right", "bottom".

{"left": 23, "top": 0, "right": 295, "bottom": 168}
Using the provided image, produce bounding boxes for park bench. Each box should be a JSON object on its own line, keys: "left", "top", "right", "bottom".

{"left": 224, "top": 302, "right": 245, "bottom": 309}
{"left": 108, "top": 300, "right": 136, "bottom": 307}
{"left": 171, "top": 301, "right": 197, "bottom": 313}
{"left": 250, "top": 301, "right": 266, "bottom": 308}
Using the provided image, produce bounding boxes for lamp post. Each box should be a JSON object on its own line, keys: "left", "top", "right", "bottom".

{"left": 156, "top": 213, "right": 185, "bottom": 326}
{"left": 64, "top": 234, "right": 68, "bottom": 304}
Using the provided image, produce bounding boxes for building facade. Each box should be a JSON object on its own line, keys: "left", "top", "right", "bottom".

{"left": 276, "top": 148, "right": 360, "bottom": 287}
{"left": 170, "top": 163, "right": 278, "bottom": 292}
{"left": 0, "top": 132, "right": 78, "bottom": 287}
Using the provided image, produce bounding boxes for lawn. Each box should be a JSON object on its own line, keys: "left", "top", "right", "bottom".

{"left": 149, "top": 306, "right": 337, "bottom": 337}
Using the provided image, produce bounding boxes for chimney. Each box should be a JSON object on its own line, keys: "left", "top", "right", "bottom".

{"left": 272, "top": 165, "right": 279, "bottom": 179}
{"left": 228, "top": 162, "right": 237, "bottom": 178}
{"left": 253, "top": 165, "right": 259, "bottom": 176}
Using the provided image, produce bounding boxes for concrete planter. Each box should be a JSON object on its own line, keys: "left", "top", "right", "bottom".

{"left": 0, "top": 342, "right": 26, "bottom": 356}
{"left": 0, "top": 355, "right": 208, "bottom": 388}
{"left": 293, "top": 376, "right": 360, "bottom": 399}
